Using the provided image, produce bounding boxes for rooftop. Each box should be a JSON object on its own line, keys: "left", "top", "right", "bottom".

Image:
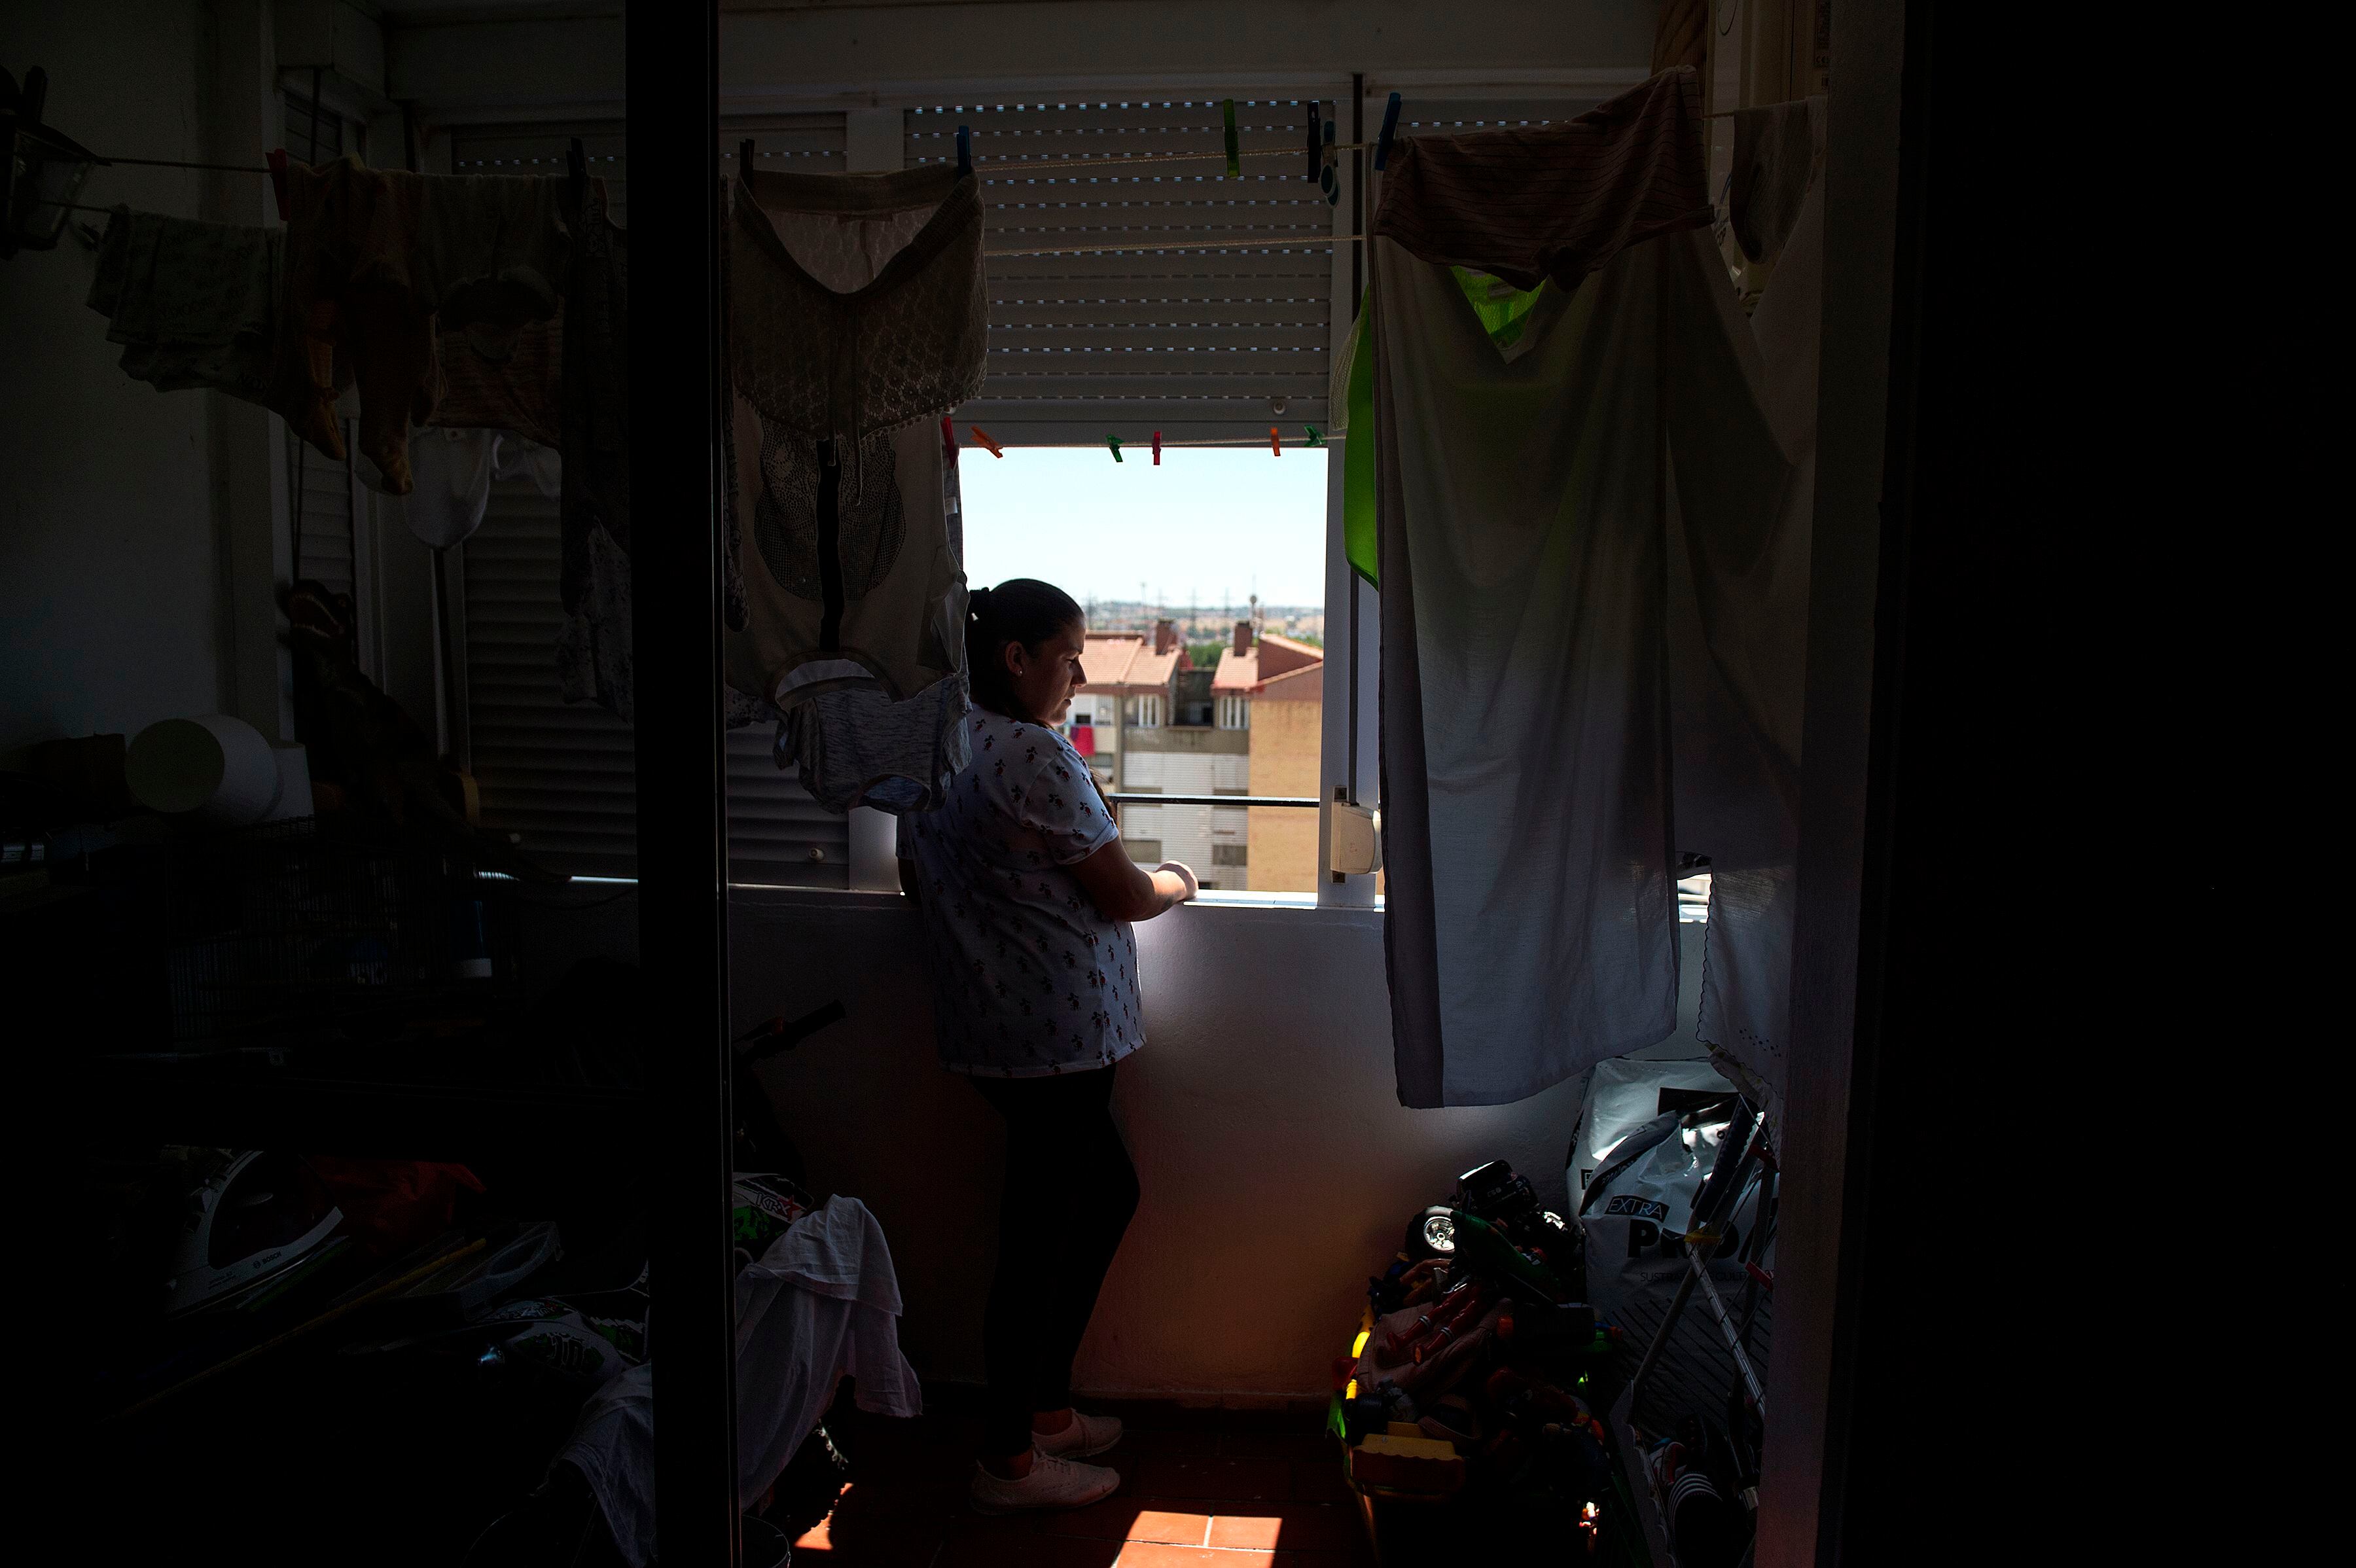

{"left": 1211, "top": 632, "right": 1324, "bottom": 692}
{"left": 1080, "top": 630, "right": 1188, "bottom": 692}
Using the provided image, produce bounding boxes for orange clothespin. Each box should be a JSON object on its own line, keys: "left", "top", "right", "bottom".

{"left": 1270, "top": 425, "right": 1282, "bottom": 456}
{"left": 1152, "top": 431, "right": 1162, "bottom": 465}
{"left": 968, "top": 425, "right": 1004, "bottom": 458}
{"left": 266, "top": 148, "right": 291, "bottom": 221}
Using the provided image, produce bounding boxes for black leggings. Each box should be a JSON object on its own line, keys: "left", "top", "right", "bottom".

{"left": 970, "top": 1063, "right": 1140, "bottom": 1457}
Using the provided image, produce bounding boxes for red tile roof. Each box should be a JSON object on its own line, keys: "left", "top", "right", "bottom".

{"left": 1080, "top": 632, "right": 1185, "bottom": 692}
{"left": 1211, "top": 633, "right": 1324, "bottom": 692}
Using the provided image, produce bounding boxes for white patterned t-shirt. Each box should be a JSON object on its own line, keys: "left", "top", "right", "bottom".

{"left": 901, "top": 708, "right": 1142, "bottom": 1077}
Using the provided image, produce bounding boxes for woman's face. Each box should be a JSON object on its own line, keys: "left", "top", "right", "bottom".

{"left": 1005, "top": 618, "right": 1088, "bottom": 724}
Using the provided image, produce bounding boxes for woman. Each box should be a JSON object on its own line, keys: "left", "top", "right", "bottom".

{"left": 897, "top": 579, "right": 1197, "bottom": 1513}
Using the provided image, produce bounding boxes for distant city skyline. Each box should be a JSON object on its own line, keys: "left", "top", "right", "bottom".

{"left": 957, "top": 446, "right": 1330, "bottom": 610}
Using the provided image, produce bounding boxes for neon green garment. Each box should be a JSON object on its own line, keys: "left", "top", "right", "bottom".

{"left": 1342, "top": 270, "right": 1548, "bottom": 586}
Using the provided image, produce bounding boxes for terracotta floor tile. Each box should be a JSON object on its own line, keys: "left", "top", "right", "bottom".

{"left": 804, "top": 1484, "right": 959, "bottom": 1565}
{"left": 1132, "top": 1455, "right": 1293, "bottom": 1502}
{"left": 1287, "top": 1459, "right": 1355, "bottom": 1503}
{"left": 1037, "top": 1498, "right": 1213, "bottom": 1545}
{"left": 1204, "top": 1503, "right": 1362, "bottom": 1552}
{"left": 931, "top": 1527, "right": 1125, "bottom": 1567}
{"left": 1112, "top": 1546, "right": 1279, "bottom": 1567}
{"left": 1116, "top": 1426, "right": 1227, "bottom": 1457}
{"left": 1218, "top": 1433, "right": 1336, "bottom": 1463}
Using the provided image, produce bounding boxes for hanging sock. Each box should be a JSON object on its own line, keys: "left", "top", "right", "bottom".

{"left": 1105, "top": 433, "right": 1124, "bottom": 462}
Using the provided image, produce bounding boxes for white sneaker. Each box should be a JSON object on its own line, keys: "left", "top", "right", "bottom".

{"left": 968, "top": 1452, "right": 1122, "bottom": 1514}
{"left": 1032, "top": 1411, "right": 1124, "bottom": 1459}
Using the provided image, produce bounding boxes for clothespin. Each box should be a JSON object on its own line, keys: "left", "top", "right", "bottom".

{"left": 1304, "top": 425, "right": 1325, "bottom": 448}
{"left": 940, "top": 415, "right": 957, "bottom": 465}
{"left": 1106, "top": 434, "right": 1124, "bottom": 463}
{"left": 1152, "top": 431, "right": 1162, "bottom": 466}
{"left": 1374, "top": 92, "right": 1403, "bottom": 172}
{"left": 1222, "top": 99, "right": 1240, "bottom": 178}
{"left": 1319, "top": 118, "right": 1340, "bottom": 206}
{"left": 1270, "top": 427, "right": 1282, "bottom": 457}
{"left": 740, "top": 138, "right": 756, "bottom": 178}
{"left": 957, "top": 126, "right": 971, "bottom": 175}
{"left": 266, "top": 148, "right": 290, "bottom": 221}
{"left": 969, "top": 425, "right": 1004, "bottom": 457}
{"left": 1305, "top": 101, "right": 1322, "bottom": 181}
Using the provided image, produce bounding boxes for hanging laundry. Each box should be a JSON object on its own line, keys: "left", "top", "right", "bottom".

{"left": 558, "top": 1196, "right": 923, "bottom": 1567}
{"left": 1672, "top": 180, "right": 1826, "bottom": 1127}
{"left": 776, "top": 448, "right": 971, "bottom": 813}
{"left": 1728, "top": 97, "right": 1826, "bottom": 269}
{"left": 84, "top": 207, "right": 283, "bottom": 410}
{"left": 432, "top": 308, "right": 562, "bottom": 448}
{"left": 272, "top": 156, "right": 572, "bottom": 494}
{"left": 404, "top": 428, "right": 562, "bottom": 550}
{"left": 554, "top": 177, "right": 632, "bottom": 720}
{"left": 1372, "top": 68, "right": 1793, "bottom": 1108}
{"left": 721, "top": 161, "right": 984, "bottom": 722}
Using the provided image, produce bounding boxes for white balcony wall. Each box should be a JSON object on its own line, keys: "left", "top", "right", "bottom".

{"left": 706, "top": 891, "right": 1717, "bottom": 1402}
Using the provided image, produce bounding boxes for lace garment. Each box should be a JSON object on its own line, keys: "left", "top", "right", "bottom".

{"left": 721, "top": 166, "right": 984, "bottom": 716}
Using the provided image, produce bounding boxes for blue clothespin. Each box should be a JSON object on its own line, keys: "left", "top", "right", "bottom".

{"left": 1374, "top": 92, "right": 1402, "bottom": 172}
{"left": 956, "top": 125, "right": 971, "bottom": 175}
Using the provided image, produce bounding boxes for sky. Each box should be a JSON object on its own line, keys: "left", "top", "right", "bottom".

{"left": 956, "top": 446, "right": 1329, "bottom": 610}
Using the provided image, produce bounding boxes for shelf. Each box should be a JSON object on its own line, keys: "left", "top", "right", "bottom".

{"left": 86, "top": 1057, "right": 645, "bottom": 1159}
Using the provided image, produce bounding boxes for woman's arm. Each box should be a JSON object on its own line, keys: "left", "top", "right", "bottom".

{"left": 1068, "top": 840, "right": 1194, "bottom": 922}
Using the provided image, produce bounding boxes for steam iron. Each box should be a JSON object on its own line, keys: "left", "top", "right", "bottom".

{"left": 164, "top": 1150, "right": 344, "bottom": 1316}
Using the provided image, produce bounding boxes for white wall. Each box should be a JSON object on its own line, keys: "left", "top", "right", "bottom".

{"left": 734, "top": 889, "right": 1712, "bottom": 1401}
{"left": 0, "top": 2, "right": 227, "bottom": 753}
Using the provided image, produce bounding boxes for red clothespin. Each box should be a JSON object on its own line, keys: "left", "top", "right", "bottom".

{"left": 1270, "top": 425, "right": 1282, "bottom": 456}
{"left": 940, "top": 415, "right": 957, "bottom": 465}
{"left": 1152, "top": 431, "right": 1162, "bottom": 465}
{"left": 266, "top": 148, "right": 291, "bottom": 221}
{"left": 968, "top": 425, "right": 1004, "bottom": 458}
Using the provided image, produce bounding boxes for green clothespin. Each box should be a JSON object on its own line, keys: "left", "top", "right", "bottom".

{"left": 1106, "top": 434, "right": 1124, "bottom": 463}
{"left": 1304, "top": 425, "right": 1325, "bottom": 448}
{"left": 1222, "top": 99, "right": 1240, "bottom": 178}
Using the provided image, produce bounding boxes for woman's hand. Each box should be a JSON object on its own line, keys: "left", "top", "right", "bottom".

{"left": 1070, "top": 840, "right": 1194, "bottom": 922}
{"left": 1156, "top": 861, "right": 1200, "bottom": 901}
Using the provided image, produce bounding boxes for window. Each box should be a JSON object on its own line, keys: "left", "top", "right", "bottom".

{"left": 1218, "top": 695, "right": 1251, "bottom": 730}
{"left": 1212, "top": 844, "right": 1249, "bottom": 868}
{"left": 1127, "top": 694, "right": 1162, "bottom": 729}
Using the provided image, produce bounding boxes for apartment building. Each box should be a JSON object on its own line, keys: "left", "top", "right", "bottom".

{"left": 1213, "top": 626, "right": 1325, "bottom": 893}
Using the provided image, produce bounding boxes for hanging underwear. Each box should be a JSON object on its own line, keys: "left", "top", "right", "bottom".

{"left": 721, "top": 162, "right": 986, "bottom": 715}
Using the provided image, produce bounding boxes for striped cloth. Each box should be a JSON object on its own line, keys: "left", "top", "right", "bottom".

{"left": 1370, "top": 68, "right": 1712, "bottom": 293}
